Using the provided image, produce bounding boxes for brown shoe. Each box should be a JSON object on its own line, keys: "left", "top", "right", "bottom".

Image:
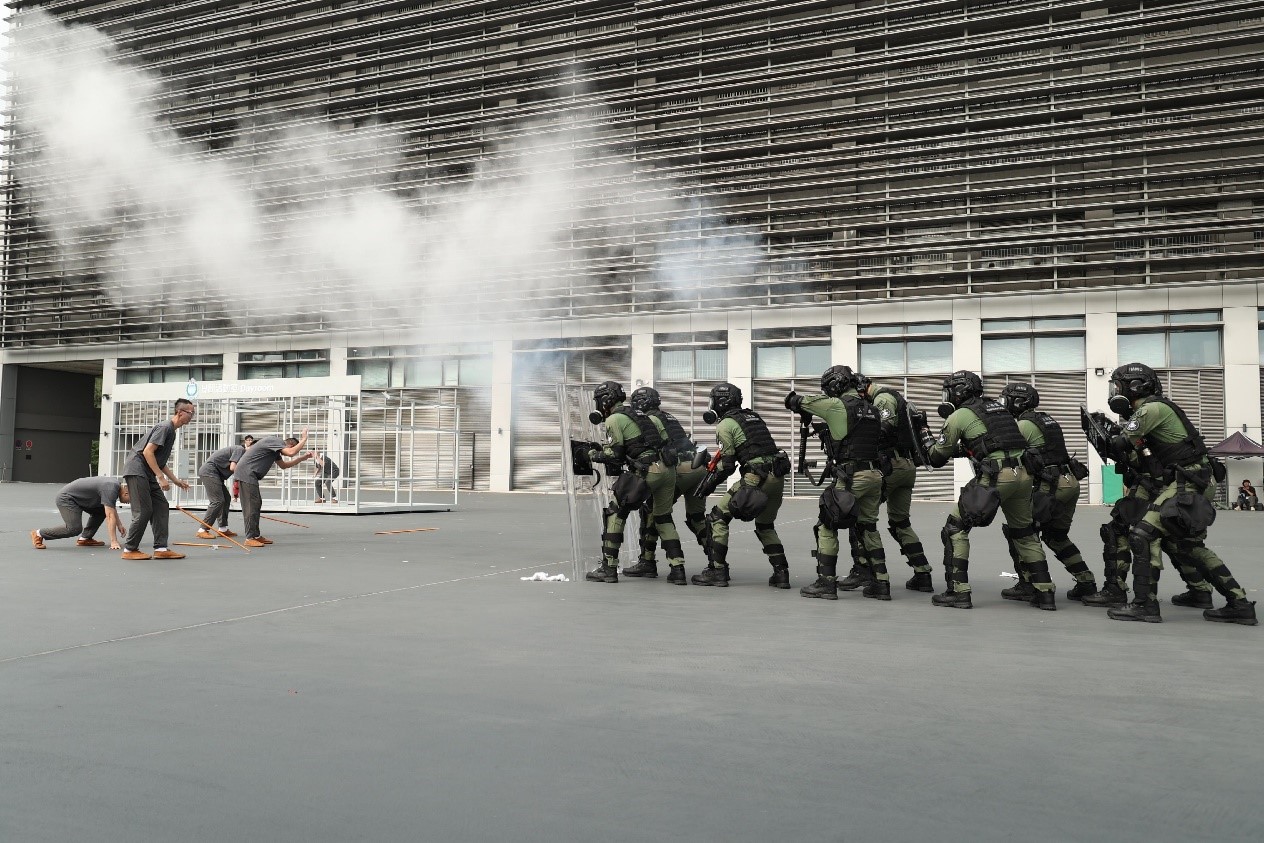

{"left": 314, "top": 498, "right": 324, "bottom": 504}
{"left": 196, "top": 530, "right": 215, "bottom": 539}
{"left": 121, "top": 550, "right": 151, "bottom": 560}
{"left": 245, "top": 538, "right": 267, "bottom": 548}
{"left": 31, "top": 530, "right": 46, "bottom": 550}
{"left": 152, "top": 549, "right": 186, "bottom": 560}
{"left": 76, "top": 538, "right": 105, "bottom": 547}
{"left": 257, "top": 536, "right": 274, "bottom": 545}
{"left": 219, "top": 529, "right": 237, "bottom": 537}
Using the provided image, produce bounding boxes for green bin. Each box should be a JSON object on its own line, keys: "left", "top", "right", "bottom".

{"left": 1101, "top": 464, "right": 1124, "bottom": 505}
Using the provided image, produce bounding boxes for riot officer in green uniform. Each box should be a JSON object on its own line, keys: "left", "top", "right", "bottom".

{"left": 622, "top": 386, "right": 708, "bottom": 582}
{"left": 692, "top": 382, "right": 792, "bottom": 588}
{"left": 922, "top": 371, "right": 1057, "bottom": 609}
{"left": 1102, "top": 363, "right": 1257, "bottom": 625}
{"left": 785, "top": 365, "right": 890, "bottom": 601}
{"left": 998, "top": 383, "right": 1099, "bottom": 603}
{"left": 584, "top": 381, "right": 686, "bottom": 585}
{"left": 841, "top": 375, "right": 936, "bottom": 593}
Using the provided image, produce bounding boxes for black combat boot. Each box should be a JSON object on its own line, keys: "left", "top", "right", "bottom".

{"left": 838, "top": 564, "right": 873, "bottom": 591}
{"left": 768, "top": 563, "right": 790, "bottom": 589}
{"left": 1203, "top": 599, "right": 1259, "bottom": 626}
{"left": 666, "top": 564, "right": 687, "bottom": 586}
{"left": 621, "top": 559, "right": 658, "bottom": 578}
{"left": 691, "top": 563, "right": 730, "bottom": 587}
{"left": 1029, "top": 589, "right": 1056, "bottom": 611}
{"left": 1082, "top": 580, "right": 1127, "bottom": 608}
{"left": 931, "top": 589, "right": 972, "bottom": 609}
{"left": 905, "top": 571, "right": 933, "bottom": 592}
{"left": 1065, "top": 580, "right": 1098, "bottom": 602}
{"left": 585, "top": 560, "right": 619, "bottom": 583}
{"left": 1170, "top": 588, "right": 1213, "bottom": 609}
{"left": 1107, "top": 600, "right": 1162, "bottom": 623}
{"left": 800, "top": 575, "right": 838, "bottom": 600}
{"left": 862, "top": 579, "right": 892, "bottom": 601}
{"left": 1001, "top": 579, "right": 1036, "bottom": 602}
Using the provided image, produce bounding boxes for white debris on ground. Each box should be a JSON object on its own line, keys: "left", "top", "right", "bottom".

{"left": 1000, "top": 571, "right": 1020, "bottom": 579}
{"left": 521, "top": 572, "right": 569, "bottom": 582}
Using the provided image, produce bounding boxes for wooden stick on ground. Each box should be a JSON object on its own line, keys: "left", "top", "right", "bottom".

{"left": 174, "top": 507, "right": 252, "bottom": 553}
{"left": 261, "top": 514, "right": 310, "bottom": 529}
{"left": 173, "top": 542, "right": 219, "bottom": 548}
{"left": 373, "top": 527, "right": 440, "bottom": 535}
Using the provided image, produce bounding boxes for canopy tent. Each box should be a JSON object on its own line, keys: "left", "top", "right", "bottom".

{"left": 1209, "top": 431, "right": 1264, "bottom": 458}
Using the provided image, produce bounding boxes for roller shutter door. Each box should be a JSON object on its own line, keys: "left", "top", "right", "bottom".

{"left": 392, "top": 387, "right": 491, "bottom": 490}
{"left": 511, "top": 345, "right": 630, "bottom": 490}
{"left": 654, "top": 381, "right": 719, "bottom": 447}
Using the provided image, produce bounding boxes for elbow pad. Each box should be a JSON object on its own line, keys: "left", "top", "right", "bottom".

{"left": 719, "top": 455, "right": 738, "bottom": 478}
{"left": 928, "top": 449, "right": 949, "bottom": 469}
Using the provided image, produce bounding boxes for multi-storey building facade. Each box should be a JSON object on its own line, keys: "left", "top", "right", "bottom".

{"left": 3, "top": 0, "right": 1262, "bottom": 499}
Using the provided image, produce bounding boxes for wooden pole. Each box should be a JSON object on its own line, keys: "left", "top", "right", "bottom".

{"left": 373, "top": 527, "right": 440, "bottom": 535}
{"left": 261, "top": 514, "right": 310, "bottom": 529}
{"left": 174, "top": 507, "right": 252, "bottom": 553}
{"left": 173, "top": 542, "right": 219, "bottom": 548}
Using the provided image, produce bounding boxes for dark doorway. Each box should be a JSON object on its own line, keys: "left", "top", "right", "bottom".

{"left": 12, "top": 362, "right": 103, "bottom": 483}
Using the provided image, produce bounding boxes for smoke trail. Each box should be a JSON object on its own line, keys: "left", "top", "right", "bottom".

{"left": 4, "top": 9, "right": 764, "bottom": 334}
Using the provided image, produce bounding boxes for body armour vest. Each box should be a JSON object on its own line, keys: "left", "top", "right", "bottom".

{"left": 724, "top": 408, "right": 778, "bottom": 467}
{"left": 1140, "top": 398, "right": 1208, "bottom": 467}
{"left": 1020, "top": 410, "right": 1071, "bottom": 468}
{"left": 871, "top": 386, "right": 915, "bottom": 456}
{"left": 834, "top": 395, "right": 881, "bottom": 462}
{"left": 960, "top": 397, "right": 1029, "bottom": 457}
{"left": 647, "top": 409, "right": 695, "bottom": 456}
{"left": 610, "top": 407, "right": 665, "bottom": 464}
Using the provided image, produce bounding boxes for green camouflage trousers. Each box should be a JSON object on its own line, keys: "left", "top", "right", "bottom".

{"left": 944, "top": 465, "right": 1051, "bottom": 594}
{"left": 602, "top": 463, "right": 682, "bottom": 566}
{"left": 1011, "top": 473, "right": 1095, "bottom": 585}
{"left": 638, "top": 462, "right": 709, "bottom": 562}
{"left": 819, "top": 467, "right": 886, "bottom": 580}
{"left": 877, "top": 457, "right": 930, "bottom": 573}
{"left": 708, "top": 469, "right": 786, "bottom": 570}
{"left": 1101, "top": 482, "right": 1212, "bottom": 593}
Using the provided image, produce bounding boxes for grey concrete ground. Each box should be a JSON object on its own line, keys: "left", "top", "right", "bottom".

{"left": 1, "top": 483, "right": 1261, "bottom": 843}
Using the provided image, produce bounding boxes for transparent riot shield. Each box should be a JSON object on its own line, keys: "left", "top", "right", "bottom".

{"left": 559, "top": 383, "right": 641, "bottom": 581}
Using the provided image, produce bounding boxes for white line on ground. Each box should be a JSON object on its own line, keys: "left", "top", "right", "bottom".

{"left": 0, "top": 563, "right": 555, "bottom": 666}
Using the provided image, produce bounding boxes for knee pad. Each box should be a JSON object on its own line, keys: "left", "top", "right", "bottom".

{"left": 1099, "top": 523, "right": 1117, "bottom": 545}
{"left": 888, "top": 517, "right": 912, "bottom": 530}
{"left": 1004, "top": 524, "right": 1038, "bottom": 540}
{"left": 1041, "top": 527, "right": 1070, "bottom": 544}
{"left": 856, "top": 520, "right": 879, "bottom": 537}
{"left": 1127, "top": 523, "right": 1158, "bottom": 562}
{"left": 941, "top": 516, "right": 966, "bottom": 545}
{"left": 708, "top": 505, "right": 733, "bottom": 526}
{"left": 653, "top": 512, "right": 675, "bottom": 526}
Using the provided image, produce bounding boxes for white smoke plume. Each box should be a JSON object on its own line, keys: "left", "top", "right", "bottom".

{"left": 5, "top": 9, "right": 764, "bottom": 335}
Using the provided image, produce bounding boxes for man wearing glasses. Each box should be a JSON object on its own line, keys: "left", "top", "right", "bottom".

{"left": 121, "top": 398, "right": 195, "bottom": 560}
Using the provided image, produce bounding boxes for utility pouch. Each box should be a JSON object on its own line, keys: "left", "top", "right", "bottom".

{"left": 1110, "top": 495, "right": 1149, "bottom": 529}
{"left": 878, "top": 452, "right": 894, "bottom": 477}
{"left": 1067, "top": 457, "right": 1090, "bottom": 481}
{"left": 659, "top": 447, "right": 679, "bottom": 468}
{"left": 818, "top": 485, "right": 858, "bottom": 530}
{"left": 1021, "top": 450, "right": 1044, "bottom": 476}
{"left": 729, "top": 484, "right": 769, "bottom": 521}
{"left": 1159, "top": 490, "right": 1216, "bottom": 537}
{"left": 1209, "top": 457, "right": 1228, "bottom": 483}
{"left": 771, "top": 450, "right": 792, "bottom": 478}
{"left": 611, "top": 471, "right": 651, "bottom": 511}
{"left": 1030, "top": 487, "right": 1055, "bottom": 527}
{"left": 959, "top": 479, "right": 1002, "bottom": 528}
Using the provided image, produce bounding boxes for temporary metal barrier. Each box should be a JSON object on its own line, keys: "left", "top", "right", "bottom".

{"left": 108, "top": 376, "right": 458, "bottom": 514}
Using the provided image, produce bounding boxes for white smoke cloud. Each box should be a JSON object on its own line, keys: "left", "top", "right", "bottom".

{"left": 5, "top": 9, "right": 764, "bottom": 336}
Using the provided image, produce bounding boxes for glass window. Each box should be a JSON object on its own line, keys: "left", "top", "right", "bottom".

{"left": 296, "top": 362, "right": 330, "bottom": 378}
{"left": 1169, "top": 330, "right": 1220, "bottom": 367}
{"left": 859, "top": 342, "right": 906, "bottom": 376}
{"left": 1259, "top": 329, "right": 1264, "bottom": 365}
{"left": 459, "top": 357, "right": 492, "bottom": 386}
{"left": 858, "top": 324, "right": 904, "bottom": 336}
{"left": 657, "top": 349, "right": 695, "bottom": 381}
{"left": 754, "top": 346, "right": 794, "bottom": 378}
{"left": 695, "top": 348, "right": 727, "bottom": 380}
{"left": 981, "top": 318, "right": 1030, "bottom": 332}
{"left": 442, "top": 359, "right": 460, "bottom": 387}
{"left": 242, "top": 365, "right": 283, "bottom": 380}
{"left": 982, "top": 338, "right": 1031, "bottom": 373}
{"left": 406, "top": 359, "right": 442, "bottom": 387}
{"left": 906, "top": 340, "right": 952, "bottom": 374}
{"left": 351, "top": 360, "right": 390, "bottom": 388}
{"left": 1168, "top": 311, "right": 1219, "bottom": 325}
{"left": 908, "top": 322, "right": 952, "bottom": 335}
{"left": 795, "top": 345, "right": 832, "bottom": 377}
{"left": 1118, "top": 313, "right": 1164, "bottom": 327}
{"left": 1117, "top": 332, "right": 1166, "bottom": 367}
{"left": 1033, "top": 316, "right": 1085, "bottom": 330}
{"left": 1034, "top": 335, "right": 1086, "bottom": 370}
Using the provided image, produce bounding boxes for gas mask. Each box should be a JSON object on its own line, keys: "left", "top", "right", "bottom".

{"left": 1107, "top": 381, "right": 1133, "bottom": 417}
{"left": 702, "top": 410, "right": 719, "bottom": 425}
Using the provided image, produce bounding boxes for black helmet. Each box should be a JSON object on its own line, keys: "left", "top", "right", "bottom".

{"left": 709, "top": 382, "right": 742, "bottom": 416}
{"left": 820, "top": 365, "right": 858, "bottom": 397}
{"left": 593, "top": 381, "right": 626, "bottom": 415}
{"left": 629, "top": 386, "right": 661, "bottom": 412}
{"left": 1000, "top": 382, "right": 1040, "bottom": 415}
{"left": 856, "top": 373, "right": 872, "bottom": 396}
{"left": 1109, "top": 362, "right": 1161, "bottom": 414}
{"left": 940, "top": 370, "right": 983, "bottom": 417}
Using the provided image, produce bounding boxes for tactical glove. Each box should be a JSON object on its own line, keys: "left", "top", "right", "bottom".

{"left": 784, "top": 390, "right": 803, "bottom": 413}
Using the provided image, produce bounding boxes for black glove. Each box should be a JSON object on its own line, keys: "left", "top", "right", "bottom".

{"left": 920, "top": 429, "right": 937, "bottom": 453}
{"left": 784, "top": 390, "right": 803, "bottom": 413}
{"left": 1110, "top": 434, "right": 1134, "bottom": 455}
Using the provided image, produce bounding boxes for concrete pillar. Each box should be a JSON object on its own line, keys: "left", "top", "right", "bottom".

{"left": 1084, "top": 298, "right": 1118, "bottom": 504}
{"left": 952, "top": 300, "right": 983, "bottom": 490}
{"left": 727, "top": 314, "right": 753, "bottom": 403}
{"left": 488, "top": 339, "right": 513, "bottom": 492}
{"left": 98, "top": 357, "right": 118, "bottom": 476}
{"left": 1221, "top": 289, "right": 1262, "bottom": 492}
{"left": 327, "top": 346, "right": 348, "bottom": 379}
{"left": 0, "top": 362, "right": 16, "bottom": 481}
{"left": 630, "top": 329, "right": 654, "bottom": 390}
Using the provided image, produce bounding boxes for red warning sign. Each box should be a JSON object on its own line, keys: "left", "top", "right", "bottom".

{"left": 25, "top": 440, "right": 33, "bottom": 449}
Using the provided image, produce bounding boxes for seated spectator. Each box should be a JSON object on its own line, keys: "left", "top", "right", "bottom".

{"left": 1232, "top": 479, "right": 1262, "bottom": 511}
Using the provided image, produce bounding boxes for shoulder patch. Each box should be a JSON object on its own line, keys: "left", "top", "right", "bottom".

{"left": 880, "top": 408, "right": 893, "bottom": 419}
{"left": 1125, "top": 418, "right": 1140, "bottom": 432}
{"left": 937, "top": 432, "right": 947, "bottom": 445}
